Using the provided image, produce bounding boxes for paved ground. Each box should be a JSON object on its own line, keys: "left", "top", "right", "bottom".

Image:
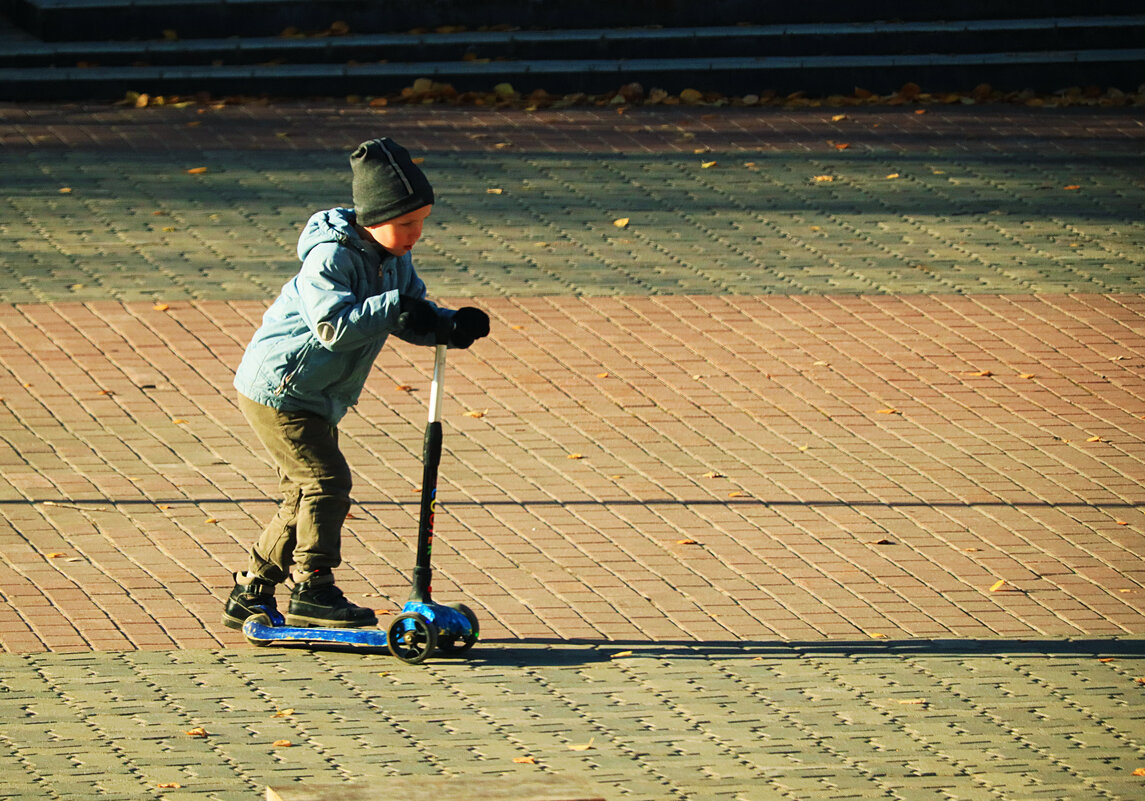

{"left": 0, "top": 101, "right": 1143, "bottom": 800}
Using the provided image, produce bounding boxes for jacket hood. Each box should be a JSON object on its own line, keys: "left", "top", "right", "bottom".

{"left": 297, "top": 207, "right": 367, "bottom": 262}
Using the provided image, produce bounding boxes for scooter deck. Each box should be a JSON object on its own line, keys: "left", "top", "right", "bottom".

{"left": 242, "top": 610, "right": 389, "bottom": 651}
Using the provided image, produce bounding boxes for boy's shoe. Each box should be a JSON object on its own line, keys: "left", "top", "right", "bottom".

{"left": 222, "top": 572, "right": 279, "bottom": 630}
{"left": 286, "top": 569, "right": 378, "bottom": 629}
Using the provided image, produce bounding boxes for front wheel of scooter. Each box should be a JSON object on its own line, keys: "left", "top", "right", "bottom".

{"left": 387, "top": 612, "right": 438, "bottom": 664}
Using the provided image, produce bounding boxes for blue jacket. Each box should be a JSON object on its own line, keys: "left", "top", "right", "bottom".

{"left": 234, "top": 207, "right": 449, "bottom": 423}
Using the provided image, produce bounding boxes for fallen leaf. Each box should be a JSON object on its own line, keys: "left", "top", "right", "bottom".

{"left": 1063, "top": 185, "right": 1081, "bottom": 191}
{"left": 568, "top": 737, "right": 595, "bottom": 751}
{"left": 1099, "top": 657, "right": 1116, "bottom": 662}
{"left": 869, "top": 538, "right": 896, "bottom": 545}
{"left": 1021, "top": 373, "right": 1036, "bottom": 379}
{"left": 513, "top": 756, "right": 536, "bottom": 764}
{"left": 813, "top": 175, "right": 834, "bottom": 182}
{"left": 834, "top": 143, "right": 850, "bottom": 150}
{"left": 185, "top": 727, "right": 208, "bottom": 738}
{"left": 897, "top": 698, "right": 926, "bottom": 705}
{"left": 596, "top": 372, "right": 610, "bottom": 378}
{"left": 58, "top": 187, "right": 72, "bottom": 194}
{"left": 464, "top": 410, "right": 486, "bottom": 418}
{"left": 153, "top": 303, "right": 170, "bottom": 311}
{"left": 869, "top": 632, "right": 888, "bottom": 639}
{"left": 831, "top": 114, "right": 847, "bottom": 121}
{"left": 156, "top": 783, "right": 182, "bottom": 789}
{"left": 1134, "top": 768, "right": 1145, "bottom": 776}
{"left": 728, "top": 490, "right": 747, "bottom": 498}
{"left": 271, "top": 709, "right": 295, "bottom": 718}
{"left": 172, "top": 418, "right": 187, "bottom": 424}
{"left": 486, "top": 188, "right": 503, "bottom": 194}
{"left": 186, "top": 167, "right": 208, "bottom": 174}
{"left": 567, "top": 453, "right": 586, "bottom": 460}
{"left": 914, "top": 109, "right": 927, "bottom": 115}
{"left": 966, "top": 370, "right": 994, "bottom": 377}
{"left": 989, "top": 580, "right": 1007, "bottom": 592}
{"left": 205, "top": 518, "right": 218, "bottom": 524}
{"left": 701, "top": 160, "right": 718, "bottom": 169}
{"left": 273, "top": 740, "right": 292, "bottom": 748}
{"left": 885, "top": 173, "right": 900, "bottom": 179}
{"left": 676, "top": 539, "right": 698, "bottom": 545}
{"left": 98, "top": 389, "right": 114, "bottom": 395}
{"left": 610, "top": 650, "right": 634, "bottom": 658}
{"left": 511, "top": 324, "right": 525, "bottom": 330}
{"left": 395, "top": 385, "right": 414, "bottom": 392}
{"left": 1087, "top": 436, "right": 1107, "bottom": 443}
{"left": 703, "top": 471, "right": 725, "bottom": 479}
{"left": 1117, "top": 521, "right": 1129, "bottom": 526}
{"left": 46, "top": 552, "right": 66, "bottom": 559}
{"left": 877, "top": 408, "right": 901, "bottom": 415}
{"left": 613, "top": 217, "right": 630, "bottom": 228}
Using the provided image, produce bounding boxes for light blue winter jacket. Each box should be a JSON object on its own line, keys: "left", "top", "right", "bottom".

{"left": 234, "top": 207, "right": 450, "bottom": 423}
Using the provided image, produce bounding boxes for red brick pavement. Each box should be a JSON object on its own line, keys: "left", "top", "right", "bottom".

{"left": 1, "top": 293, "right": 1142, "bottom": 653}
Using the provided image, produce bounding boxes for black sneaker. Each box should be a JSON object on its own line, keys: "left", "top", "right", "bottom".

{"left": 287, "top": 569, "right": 378, "bottom": 629}
{"left": 222, "top": 572, "right": 279, "bottom": 630}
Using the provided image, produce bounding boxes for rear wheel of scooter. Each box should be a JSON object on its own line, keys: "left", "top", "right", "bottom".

{"left": 437, "top": 603, "right": 479, "bottom": 655}
{"left": 387, "top": 612, "right": 437, "bottom": 664}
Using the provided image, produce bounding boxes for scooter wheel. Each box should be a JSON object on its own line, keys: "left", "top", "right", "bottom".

{"left": 437, "top": 603, "right": 479, "bottom": 655}
{"left": 387, "top": 612, "right": 438, "bottom": 664}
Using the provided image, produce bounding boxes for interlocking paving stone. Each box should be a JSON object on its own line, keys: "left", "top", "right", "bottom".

{"left": 3, "top": 643, "right": 1143, "bottom": 800}
{"left": 0, "top": 101, "right": 1143, "bottom": 800}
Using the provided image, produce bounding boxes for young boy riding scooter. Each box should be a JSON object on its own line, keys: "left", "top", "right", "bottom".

{"left": 223, "top": 137, "right": 490, "bottom": 631}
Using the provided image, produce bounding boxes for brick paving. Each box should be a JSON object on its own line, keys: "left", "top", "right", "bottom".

{"left": 0, "top": 101, "right": 1143, "bottom": 800}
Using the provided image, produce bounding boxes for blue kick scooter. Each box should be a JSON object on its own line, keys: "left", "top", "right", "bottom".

{"left": 242, "top": 317, "right": 479, "bottom": 664}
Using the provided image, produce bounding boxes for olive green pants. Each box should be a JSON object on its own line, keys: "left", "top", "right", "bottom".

{"left": 238, "top": 394, "right": 352, "bottom": 583}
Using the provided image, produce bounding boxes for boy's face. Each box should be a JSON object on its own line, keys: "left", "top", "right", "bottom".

{"left": 364, "top": 205, "right": 432, "bottom": 256}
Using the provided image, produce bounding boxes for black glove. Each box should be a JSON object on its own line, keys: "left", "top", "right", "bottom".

{"left": 396, "top": 295, "right": 437, "bottom": 336}
{"left": 449, "top": 307, "right": 490, "bottom": 349}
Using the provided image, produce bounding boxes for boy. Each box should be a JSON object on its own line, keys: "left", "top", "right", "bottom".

{"left": 223, "top": 137, "right": 490, "bottom": 631}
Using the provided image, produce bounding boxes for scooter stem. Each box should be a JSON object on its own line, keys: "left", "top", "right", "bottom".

{"left": 409, "top": 319, "right": 452, "bottom": 604}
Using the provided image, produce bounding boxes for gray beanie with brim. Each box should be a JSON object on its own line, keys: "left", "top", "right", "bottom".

{"left": 350, "top": 138, "right": 434, "bottom": 227}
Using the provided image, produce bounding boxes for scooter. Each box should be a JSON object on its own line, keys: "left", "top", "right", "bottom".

{"left": 242, "top": 317, "right": 479, "bottom": 664}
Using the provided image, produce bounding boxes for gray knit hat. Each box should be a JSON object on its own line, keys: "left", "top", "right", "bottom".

{"left": 350, "top": 138, "right": 434, "bottom": 227}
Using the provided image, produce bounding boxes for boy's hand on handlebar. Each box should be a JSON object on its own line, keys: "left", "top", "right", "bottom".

{"left": 397, "top": 295, "right": 437, "bottom": 336}
{"left": 450, "top": 307, "right": 490, "bottom": 349}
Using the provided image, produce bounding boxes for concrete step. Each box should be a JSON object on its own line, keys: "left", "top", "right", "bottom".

{"left": 4, "top": 17, "right": 1143, "bottom": 69}
{"left": 2, "top": 46, "right": 1142, "bottom": 101}
{"left": 6, "top": 0, "right": 1140, "bottom": 42}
